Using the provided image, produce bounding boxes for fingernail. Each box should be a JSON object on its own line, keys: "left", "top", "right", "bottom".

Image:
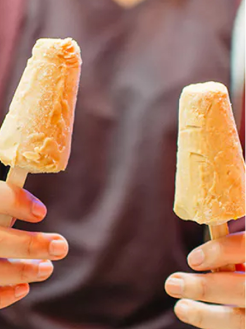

{"left": 38, "top": 261, "right": 53, "bottom": 278}
{"left": 32, "top": 199, "right": 47, "bottom": 218}
{"left": 188, "top": 249, "right": 205, "bottom": 266}
{"left": 15, "top": 284, "right": 29, "bottom": 298}
{"left": 166, "top": 278, "right": 184, "bottom": 296}
{"left": 175, "top": 302, "right": 190, "bottom": 322}
{"left": 49, "top": 240, "right": 68, "bottom": 257}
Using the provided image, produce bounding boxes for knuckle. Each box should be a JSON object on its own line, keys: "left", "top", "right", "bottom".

{"left": 194, "top": 277, "right": 207, "bottom": 301}
{"left": 12, "top": 188, "right": 33, "bottom": 218}
{"left": 20, "top": 262, "right": 29, "bottom": 281}
{"left": 205, "top": 240, "right": 222, "bottom": 267}
{"left": 12, "top": 187, "right": 23, "bottom": 209}
{"left": 192, "top": 307, "right": 204, "bottom": 328}
{"left": 214, "top": 240, "right": 223, "bottom": 260}
{"left": 25, "top": 234, "right": 35, "bottom": 257}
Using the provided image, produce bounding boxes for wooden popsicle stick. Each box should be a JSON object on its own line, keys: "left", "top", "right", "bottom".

{"left": 0, "top": 167, "right": 28, "bottom": 228}
{"left": 209, "top": 223, "right": 236, "bottom": 272}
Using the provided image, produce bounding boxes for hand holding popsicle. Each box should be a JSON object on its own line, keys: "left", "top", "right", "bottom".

{"left": 174, "top": 82, "right": 245, "bottom": 270}
{"left": 0, "top": 37, "right": 82, "bottom": 227}
{"left": 165, "top": 82, "right": 245, "bottom": 328}
{"left": 0, "top": 38, "right": 81, "bottom": 307}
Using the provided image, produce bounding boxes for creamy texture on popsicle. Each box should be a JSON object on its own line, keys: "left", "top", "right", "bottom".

{"left": 0, "top": 38, "right": 82, "bottom": 173}
{"left": 174, "top": 82, "right": 245, "bottom": 225}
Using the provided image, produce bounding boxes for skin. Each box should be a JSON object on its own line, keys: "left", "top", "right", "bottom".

{"left": 112, "top": 0, "right": 145, "bottom": 8}
{"left": 0, "top": 181, "right": 69, "bottom": 309}
{"left": 165, "top": 232, "right": 245, "bottom": 329}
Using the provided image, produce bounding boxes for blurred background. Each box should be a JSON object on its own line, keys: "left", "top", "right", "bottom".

{"left": 0, "top": 0, "right": 245, "bottom": 328}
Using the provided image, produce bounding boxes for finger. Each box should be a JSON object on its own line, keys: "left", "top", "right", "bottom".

{"left": 187, "top": 232, "right": 245, "bottom": 271}
{"left": 0, "top": 259, "right": 53, "bottom": 285}
{"left": 165, "top": 272, "right": 245, "bottom": 307}
{"left": 0, "top": 284, "right": 30, "bottom": 309}
{"left": 0, "top": 228, "right": 69, "bottom": 260}
{"left": 0, "top": 181, "right": 47, "bottom": 222}
{"left": 174, "top": 299, "right": 245, "bottom": 329}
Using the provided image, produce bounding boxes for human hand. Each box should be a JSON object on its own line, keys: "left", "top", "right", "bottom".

{"left": 0, "top": 181, "right": 69, "bottom": 309}
{"left": 165, "top": 232, "right": 245, "bottom": 329}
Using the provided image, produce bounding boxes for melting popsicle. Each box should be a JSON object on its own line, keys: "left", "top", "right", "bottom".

{"left": 0, "top": 38, "right": 82, "bottom": 227}
{"left": 174, "top": 81, "right": 245, "bottom": 271}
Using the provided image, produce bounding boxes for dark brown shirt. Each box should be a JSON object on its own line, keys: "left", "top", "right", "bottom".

{"left": 0, "top": 0, "right": 237, "bottom": 328}
{"left": 0, "top": 0, "right": 25, "bottom": 113}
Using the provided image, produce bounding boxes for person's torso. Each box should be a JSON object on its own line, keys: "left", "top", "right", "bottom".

{"left": 0, "top": 0, "right": 236, "bottom": 328}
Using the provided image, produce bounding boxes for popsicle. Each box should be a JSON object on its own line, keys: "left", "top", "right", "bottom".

{"left": 174, "top": 81, "right": 245, "bottom": 271}
{"left": 0, "top": 38, "right": 82, "bottom": 227}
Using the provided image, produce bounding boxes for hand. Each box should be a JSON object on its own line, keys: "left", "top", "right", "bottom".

{"left": 0, "top": 181, "right": 69, "bottom": 309}
{"left": 165, "top": 232, "right": 245, "bottom": 329}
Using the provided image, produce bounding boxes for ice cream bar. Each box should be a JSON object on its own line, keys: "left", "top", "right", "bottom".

{"left": 0, "top": 38, "right": 82, "bottom": 173}
{"left": 174, "top": 82, "right": 245, "bottom": 226}
{"left": 0, "top": 38, "right": 82, "bottom": 227}
{"left": 174, "top": 81, "right": 245, "bottom": 272}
